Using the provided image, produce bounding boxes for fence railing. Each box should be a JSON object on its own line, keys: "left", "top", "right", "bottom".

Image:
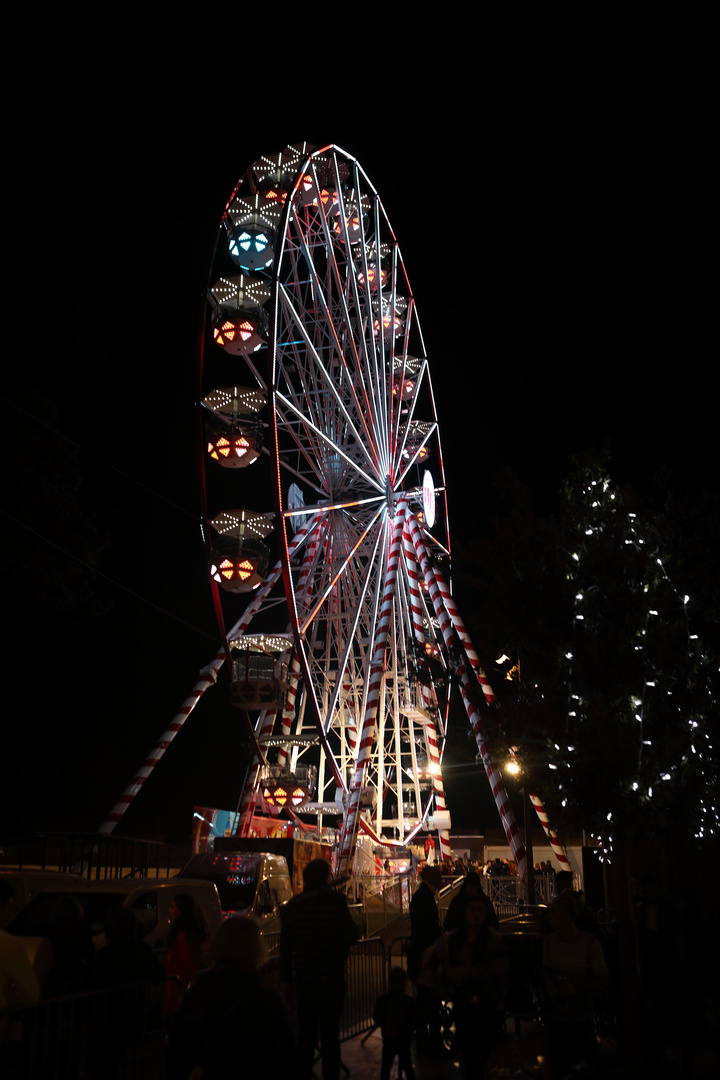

{"left": 0, "top": 981, "right": 167, "bottom": 1080}
{"left": 262, "top": 934, "right": 387, "bottom": 1040}
{"left": 482, "top": 872, "right": 556, "bottom": 913}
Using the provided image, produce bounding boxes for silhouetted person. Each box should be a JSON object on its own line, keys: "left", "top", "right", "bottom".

{"left": 373, "top": 966, "right": 416, "bottom": 1080}
{"left": 280, "top": 858, "right": 358, "bottom": 1080}
{"left": 0, "top": 880, "right": 40, "bottom": 1048}
{"left": 91, "top": 907, "right": 165, "bottom": 1080}
{"left": 445, "top": 896, "right": 507, "bottom": 1074}
{"left": 408, "top": 865, "right": 444, "bottom": 1053}
{"left": 542, "top": 892, "right": 609, "bottom": 1077}
{"left": 444, "top": 872, "right": 499, "bottom": 932}
{"left": 164, "top": 894, "right": 207, "bottom": 1016}
{"left": 45, "top": 894, "right": 95, "bottom": 997}
{"left": 169, "top": 916, "right": 293, "bottom": 1079}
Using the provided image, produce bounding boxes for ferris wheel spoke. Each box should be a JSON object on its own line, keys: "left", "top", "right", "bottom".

{"left": 331, "top": 164, "right": 389, "bottom": 460}
{"left": 298, "top": 506, "right": 384, "bottom": 637}
{"left": 395, "top": 422, "right": 437, "bottom": 489}
{"left": 285, "top": 189, "right": 384, "bottom": 462}
{"left": 321, "top": 521, "right": 386, "bottom": 736}
{"left": 275, "top": 390, "right": 385, "bottom": 497}
{"left": 286, "top": 203, "right": 379, "bottom": 447}
{"left": 276, "top": 283, "right": 381, "bottom": 479}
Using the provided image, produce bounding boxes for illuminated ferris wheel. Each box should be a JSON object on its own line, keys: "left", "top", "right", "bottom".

{"left": 103, "top": 144, "right": 570, "bottom": 880}
{"left": 198, "top": 143, "right": 462, "bottom": 869}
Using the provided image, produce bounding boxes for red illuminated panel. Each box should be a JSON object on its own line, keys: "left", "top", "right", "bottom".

{"left": 213, "top": 320, "right": 255, "bottom": 347}
{"left": 218, "top": 558, "right": 255, "bottom": 582}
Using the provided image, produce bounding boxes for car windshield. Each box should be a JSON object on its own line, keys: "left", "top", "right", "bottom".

{"left": 7, "top": 891, "right": 133, "bottom": 938}
{"left": 190, "top": 874, "right": 257, "bottom": 911}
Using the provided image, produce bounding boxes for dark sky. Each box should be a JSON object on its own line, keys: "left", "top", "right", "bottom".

{"left": 3, "top": 65, "right": 713, "bottom": 844}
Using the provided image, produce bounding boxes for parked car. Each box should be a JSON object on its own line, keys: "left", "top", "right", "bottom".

{"left": 0, "top": 870, "right": 86, "bottom": 928}
{"left": 6, "top": 878, "right": 223, "bottom": 957}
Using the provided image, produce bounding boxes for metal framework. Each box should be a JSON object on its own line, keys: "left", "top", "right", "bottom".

{"left": 100, "top": 144, "right": 570, "bottom": 881}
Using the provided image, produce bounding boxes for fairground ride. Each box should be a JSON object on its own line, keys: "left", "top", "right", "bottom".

{"left": 100, "top": 144, "right": 569, "bottom": 880}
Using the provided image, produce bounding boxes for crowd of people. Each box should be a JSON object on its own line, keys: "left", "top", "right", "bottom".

{"left": 406, "top": 865, "right": 609, "bottom": 1076}
{"left": 3, "top": 862, "right": 718, "bottom": 1078}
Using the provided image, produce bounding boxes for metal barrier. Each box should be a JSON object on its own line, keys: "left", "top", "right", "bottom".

{"left": 262, "top": 934, "right": 387, "bottom": 1040}
{"left": 387, "top": 930, "right": 545, "bottom": 1033}
{"left": 346, "top": 872, "right": 413, "bottom": 937}
{"left": 0, "top": 981, "right": 167, "bottom": 1080}
{"left": 482, "top": 873, "right": 555, "bottom": 915}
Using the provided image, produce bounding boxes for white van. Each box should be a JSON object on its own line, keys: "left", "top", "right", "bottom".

{"left": 180, "top": 851, "right": 293, "bottom": 931}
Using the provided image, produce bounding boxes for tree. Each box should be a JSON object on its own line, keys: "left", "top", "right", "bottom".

{"left": 457, "top": 452, "right": 720, "bottom": 862}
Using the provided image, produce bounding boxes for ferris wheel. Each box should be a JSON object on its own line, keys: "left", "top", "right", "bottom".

{"left": 101, "top": 144, "right": 570, "bottom": 880}
{"left": 201, "top": 142, "right": 458, "bottom": 869}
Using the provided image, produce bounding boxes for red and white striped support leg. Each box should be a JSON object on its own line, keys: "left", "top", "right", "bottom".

{"left": 277, "top": 525, "right": 326, "bottom": 770}
{"left": 401, "top": 524, "right": 451, "bottom": 861}
{"left": 406, "top": 512, "right": 527, "bottom": 879}
{"left": 99, "top": 664, "right": 220, "bottom": 834}
{"left": 529, "top": 792, "right": 572, "bottom": 870}
{"left": 424, "top": 719, "right": 452, "bottom": 862}
{"left": 99, "top": 512, "right": 324, "bottom": 835}
{"left": 337, "top": 503, "right": 407, "bottom": 875}
{"left": 427, "top": 560, "right": 496, "bottom": 707}
{"left": 427, "top": 546, "right": 571, "bottom": 873}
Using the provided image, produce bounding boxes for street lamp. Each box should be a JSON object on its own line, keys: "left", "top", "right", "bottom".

{"left": 504, "top": 754, "right": 536, "bottom": 909}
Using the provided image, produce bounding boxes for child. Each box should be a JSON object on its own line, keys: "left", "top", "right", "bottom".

{"left": 372, "top": 966, "right": 416, "bottom": 1080}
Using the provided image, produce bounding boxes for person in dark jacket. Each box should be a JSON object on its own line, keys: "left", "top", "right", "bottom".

{"left": 373, "top": 966, "right": 416, "bottom": 1080}
{"left": 444, "top": 872, "right": 499, "bottom": 933}
{"left": 408, "top": 864, "right": 444, "bottom": 1053}
{"left": 280, "top": 858, "right": 358, "bottom": 1080}
{"left": 168, "top": 916, "right": 293, "bottom": 1079}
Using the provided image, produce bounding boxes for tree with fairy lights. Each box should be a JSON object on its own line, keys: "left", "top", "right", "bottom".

{"left": 551, "top": 456, "right": 719, "bottom": 859}
{"left": 458, "top": 452, "right": 719, "bottom": 863}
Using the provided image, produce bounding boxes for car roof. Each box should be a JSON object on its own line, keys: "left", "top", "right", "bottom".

{"left": 0, "top": 870, "right": 86, "bottom": 882}
{"left": 84, "top": 877, "right": 218, "bottom": 893}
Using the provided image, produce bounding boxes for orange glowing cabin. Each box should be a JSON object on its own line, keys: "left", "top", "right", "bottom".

{"left": 209, "top": 509, "right": 273, "bottom": 594}
{"left": 260, "top": 763, "right": 317, "bottom": 808}
{"left": 202, "top": 387, "right": 266, "bottom": 470}
{"left": 211, "top": 304, "right": 267, "bottom": 356}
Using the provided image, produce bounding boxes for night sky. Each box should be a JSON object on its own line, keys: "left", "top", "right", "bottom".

{"left": 2, "top": 63, "right": 713, "bottom": 847}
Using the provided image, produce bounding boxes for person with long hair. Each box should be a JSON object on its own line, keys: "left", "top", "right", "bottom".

{"left": 444, "top": 896, "right": 507, "bottom": 1074}
{"left": 164, "top": 894, "right": 207, "bottom": 1015}
{"left": 169, "top": 916, "right": 293, "bottom": 1079}
{"left": 542, "top": 891, "right": 609, "bottom": 1076}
